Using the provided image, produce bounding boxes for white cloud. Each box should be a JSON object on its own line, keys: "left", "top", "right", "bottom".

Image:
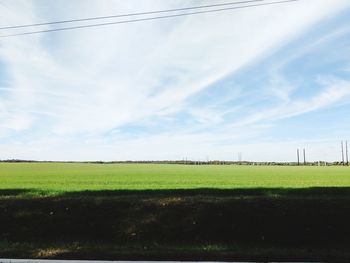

{"left": 230, "top": 77, "right": 350, "bottom": 127}
{"left": 0, "top": 0, "right": 350, "bottom": 160}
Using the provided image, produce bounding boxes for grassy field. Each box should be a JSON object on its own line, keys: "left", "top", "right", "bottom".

{"left": 1, "top": 163, "right": 350, "bottom": 261}
{"left": 0, "top": 163, "right": 350, "bottom": 195}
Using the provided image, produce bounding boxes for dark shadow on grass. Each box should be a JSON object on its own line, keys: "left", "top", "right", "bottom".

{"left": 62, "top": 187, "right": 350, "bottom": 198}
{"left": 0, "top": 189, "right": 33, "bottom": 196}
{"left": 1, "top": 187, "right": 350, "bottom": 261}
{"left": 2, "top": 187, "right": 350, "bottom": 198}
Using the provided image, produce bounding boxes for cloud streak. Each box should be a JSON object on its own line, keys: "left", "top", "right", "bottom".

{"left": 0, "top": 0, "right": 350, "bottom": 160}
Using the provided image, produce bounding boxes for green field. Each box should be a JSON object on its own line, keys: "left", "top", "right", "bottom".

{"left": 1, "top": 163, "right": 350, "bottom": 261}
{"left": 0, "top": 163, "right": 350, "bottom": 196}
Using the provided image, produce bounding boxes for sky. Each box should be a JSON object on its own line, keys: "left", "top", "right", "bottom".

{"left": 0, "top": 0, "right": 350, "bottom": 162}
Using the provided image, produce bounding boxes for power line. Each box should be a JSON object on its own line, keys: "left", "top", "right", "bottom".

{"left": 0, "top": 0, "right": 265, "bottom": 30}
{"left": 0, "top": 0, "right": 299, "bottom": 38}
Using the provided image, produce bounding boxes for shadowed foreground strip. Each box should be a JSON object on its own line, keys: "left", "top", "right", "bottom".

{"left": 1, "top": 188, "right": 350, "bottom": 261}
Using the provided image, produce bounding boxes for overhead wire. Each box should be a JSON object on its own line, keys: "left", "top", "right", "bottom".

{"left": 0, "top": 0, "right": 299, "bottom": 38}
{"left": 0, "top": 0, "right": 265, "bottom": 30}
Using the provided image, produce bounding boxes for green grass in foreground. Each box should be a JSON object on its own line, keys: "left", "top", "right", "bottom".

{"left": 0, "top": 163, "right": 349, "bottom": 196}
{"left": 1, "top": 163, "right": 350, "bottom": 261}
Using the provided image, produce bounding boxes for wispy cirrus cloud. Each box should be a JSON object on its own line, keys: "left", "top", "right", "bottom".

{"left": 229, "top": 77, "right": 350, "bottom": 127}
{"left": 0, "top": 0, "right": 350, "bottom": 161}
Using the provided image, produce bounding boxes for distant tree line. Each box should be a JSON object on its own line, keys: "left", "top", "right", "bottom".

{"left": 0, "top": 159, "right": 348, "bottom": 166}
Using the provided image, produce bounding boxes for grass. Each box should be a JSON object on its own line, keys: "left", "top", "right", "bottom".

{"left": 0, "top": 163, "right": 350, "bottom": 261}
{"left": 0, "top": 163, "right": 350, "bottom": 196}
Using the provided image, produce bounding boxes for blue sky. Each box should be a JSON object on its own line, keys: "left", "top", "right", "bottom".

{"left": 0, "top": 0, "right": 350, "bottom": 161}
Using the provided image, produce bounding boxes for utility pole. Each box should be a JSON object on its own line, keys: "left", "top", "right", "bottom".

{"left": 341, "top": 141, "right": 345, "bottom": 165}
{"left": 303, "top": 148, "right": 306, "bottom": 165}
{"left": 346, "top": 140, "right": 349, "bottom": 166}
{"left": 297, "top": 149, "right": 300, "bottom": 166}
